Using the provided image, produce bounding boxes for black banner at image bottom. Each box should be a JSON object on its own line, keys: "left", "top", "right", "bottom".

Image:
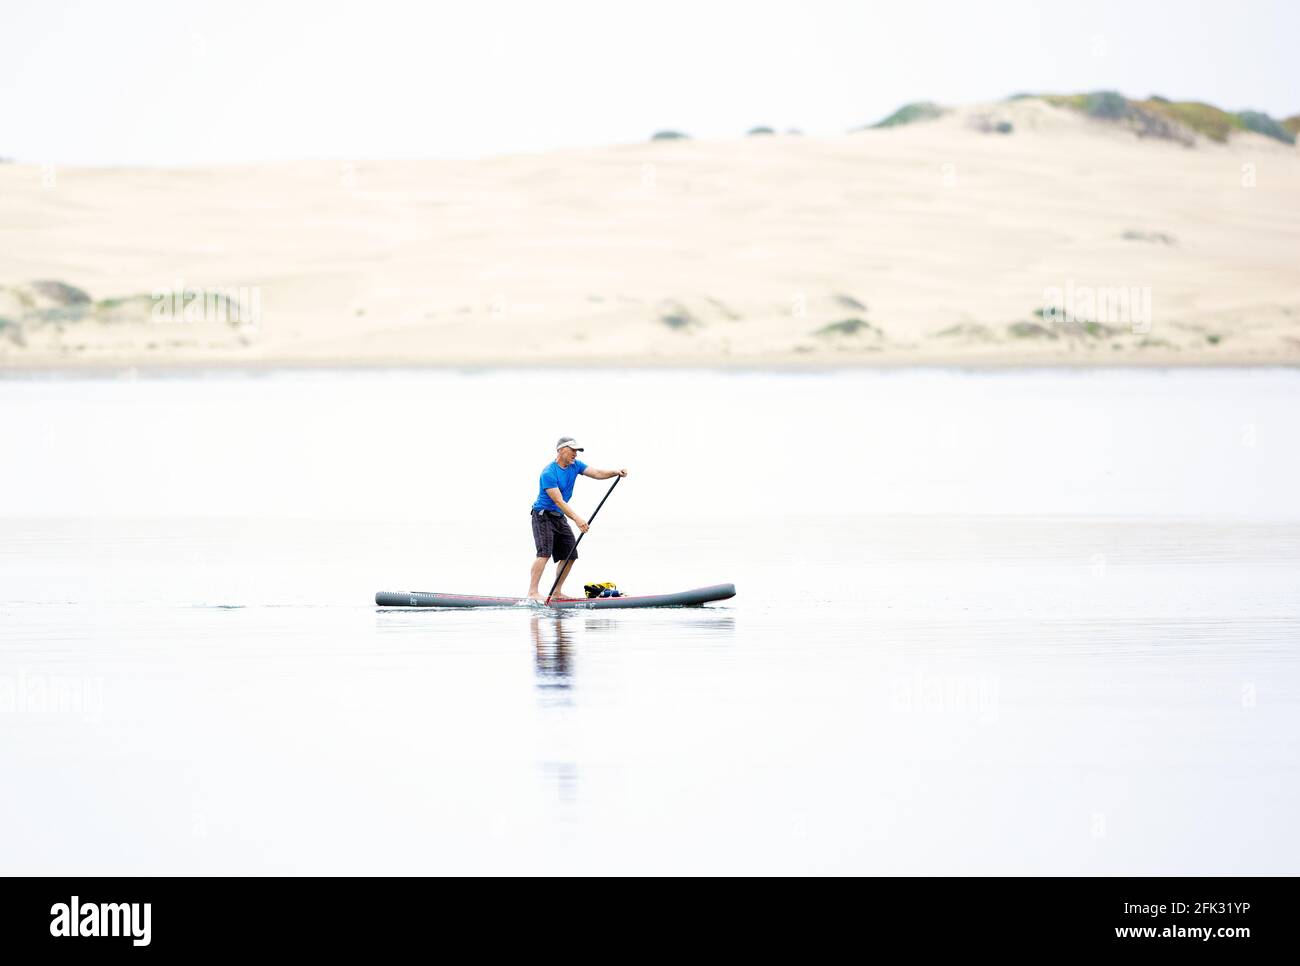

{"left": 0, "top": 876, "right": 1290, "bottom": 953}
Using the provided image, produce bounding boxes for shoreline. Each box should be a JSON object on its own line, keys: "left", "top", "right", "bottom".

{"left": 2, "top": 354, "right": 1297, "bottom": 378}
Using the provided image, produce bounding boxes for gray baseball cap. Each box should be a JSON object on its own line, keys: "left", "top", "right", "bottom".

{"left": 556, "top": 436, "right": 585, "bottom": 452}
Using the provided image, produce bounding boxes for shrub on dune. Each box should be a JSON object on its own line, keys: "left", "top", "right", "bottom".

{"left": 1235, "top": 111, "right": 1296, "bottom": 144}
{"left": 31, "top": 280, "right": 91, "bottom": 306}
{"left": 1047, "top": 90, "right": 1135, "bottom": 122}
{"left": 1134, "top": 99, "right": 1240, "bottom": 142}
{"left": 657, "top": 299, "right": 699, "bottom": 330}
{"left": 1122, "top": 230, "right": 1177, "bottom": 245}
{"left": 1083, "top": 90, "right": 1130, "bottom": 120}
{"left": 970, "top": 114, "right": 1014, "bottom": 134}
{"left": 867, "top": 102, "right": 945, "bottom": 129}
{"left": 814, "top": 318, "right": 882, "bottom": 339}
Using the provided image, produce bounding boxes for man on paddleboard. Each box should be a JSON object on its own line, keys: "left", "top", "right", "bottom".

{"left": 528, "top": 436, "right": 627, "bottom": 601}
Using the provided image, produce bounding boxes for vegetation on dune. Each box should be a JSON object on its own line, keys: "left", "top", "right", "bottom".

{"left": 31, "top": 280, "right": 91, "bottom": 305}
{"left": 1122, "top": 229, "right": 1177, "bottom": 245}
{"left": 1008, "top": 321, "right": 1057, "bottom": 340}
{"left": 1035, "top": 90, "right": 1295, "bottom": 145}
{"left": 1079, "top": 320, "right": 1121, "bottom": 338}
{"left": 1124, "top": 102, "right": 1197, "bottom": 144}
{"left": 0, "top": 281, "right": 256, "bottom": 354}
{"left": 703, "top": 296, "right": 741, "bottom": 321}
{"left": 1236, "top": 111, "right": 1296, "bottom": 144}
{"left": 814, "top": 317, "right": 882, "bottom": 338}
{"left": 970, "top": 114, "right": 1014, "bottom": 135}
{"left": 867, "top": 102, "right": 945, "bottom": 129}
{"left": 1024, "top": 308, "right": 1125, "bottom": 339}
{"left": 655, "top": 296, "right": 745, "bottom": 330}
{"left": 657, "top": 299, "right": 699, "bottom": 331}
{"left": 1084, "top": 90, "right": 1129, "bottom": 120}
{"left": 1139, "top": 99, "right": 1242, "bottom": 142}
{"left": 1043, "top": 91, "right": 1123, "bottom": 118}
{"left": 935, "top": 323, "right": 995, "bottom": 341}
{"left": 1042, "top": 91, "right": 1186, "bottom": 142}
{"left": 671, "top": 95, "right": 1291, "bottom": 145}
{"left": 35, "top": 304, "right": 91, "bottom": 323}
{"left": 95, "top": 294, "right": 156, "bottom": 312}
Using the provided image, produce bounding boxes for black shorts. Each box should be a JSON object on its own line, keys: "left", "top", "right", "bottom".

{"left": 531, "top": 509, "right": 577, "bottom": 562}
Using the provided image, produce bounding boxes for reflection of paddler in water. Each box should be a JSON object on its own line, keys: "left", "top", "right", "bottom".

{"left": 531, "top": 614, "right": 573, "bottom": 689}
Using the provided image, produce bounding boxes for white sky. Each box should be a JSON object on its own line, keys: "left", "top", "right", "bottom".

{"left": 3, "top": 0, "right": 1297, "bottom": 165}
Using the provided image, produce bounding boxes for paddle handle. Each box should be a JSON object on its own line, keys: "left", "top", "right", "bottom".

{"left": 545, "top": 475, "right": 620, "bottom": 605}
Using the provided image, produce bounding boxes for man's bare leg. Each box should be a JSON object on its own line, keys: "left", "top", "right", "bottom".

{"left": 527, "top": 556, "right": 548, "bottom": 602}
{"left": 550, "top": 558, "right": 576, "bottom": 600}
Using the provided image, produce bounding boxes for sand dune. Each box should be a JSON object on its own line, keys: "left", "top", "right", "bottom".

{"left": 2, "top": 98, "right": 1298, "bottom": 368}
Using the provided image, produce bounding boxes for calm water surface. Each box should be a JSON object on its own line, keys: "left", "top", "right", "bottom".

{"left": 1, "top": 369, "right": 1297, "bottom": 873}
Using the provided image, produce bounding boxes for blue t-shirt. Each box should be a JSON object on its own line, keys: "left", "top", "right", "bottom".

{"left": 532, "top": 459, "right": 587, "bottom": 512}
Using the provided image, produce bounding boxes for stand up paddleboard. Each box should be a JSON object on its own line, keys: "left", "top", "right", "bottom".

{"left": 375, "top": 583, "right": 736, "bottom": 610}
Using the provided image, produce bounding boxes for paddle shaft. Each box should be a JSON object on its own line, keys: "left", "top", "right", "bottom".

{"left": 545, "top": 475, "right": 621, "bottom": 605}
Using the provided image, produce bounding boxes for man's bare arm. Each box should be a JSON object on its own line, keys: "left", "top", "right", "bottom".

{"left": 545, "top": 487, "right": 589, "bottom": 532}
{"left": 581, "top": 468, "right": 629, "bottom": 480}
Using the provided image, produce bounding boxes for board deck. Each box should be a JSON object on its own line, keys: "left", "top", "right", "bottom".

{"left": 375, "top": 583, "right": 736, "bottom": 609}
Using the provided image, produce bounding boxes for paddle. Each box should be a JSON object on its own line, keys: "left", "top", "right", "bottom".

{"left": 545, "top": 475, "right": 621, "bottom": 606}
